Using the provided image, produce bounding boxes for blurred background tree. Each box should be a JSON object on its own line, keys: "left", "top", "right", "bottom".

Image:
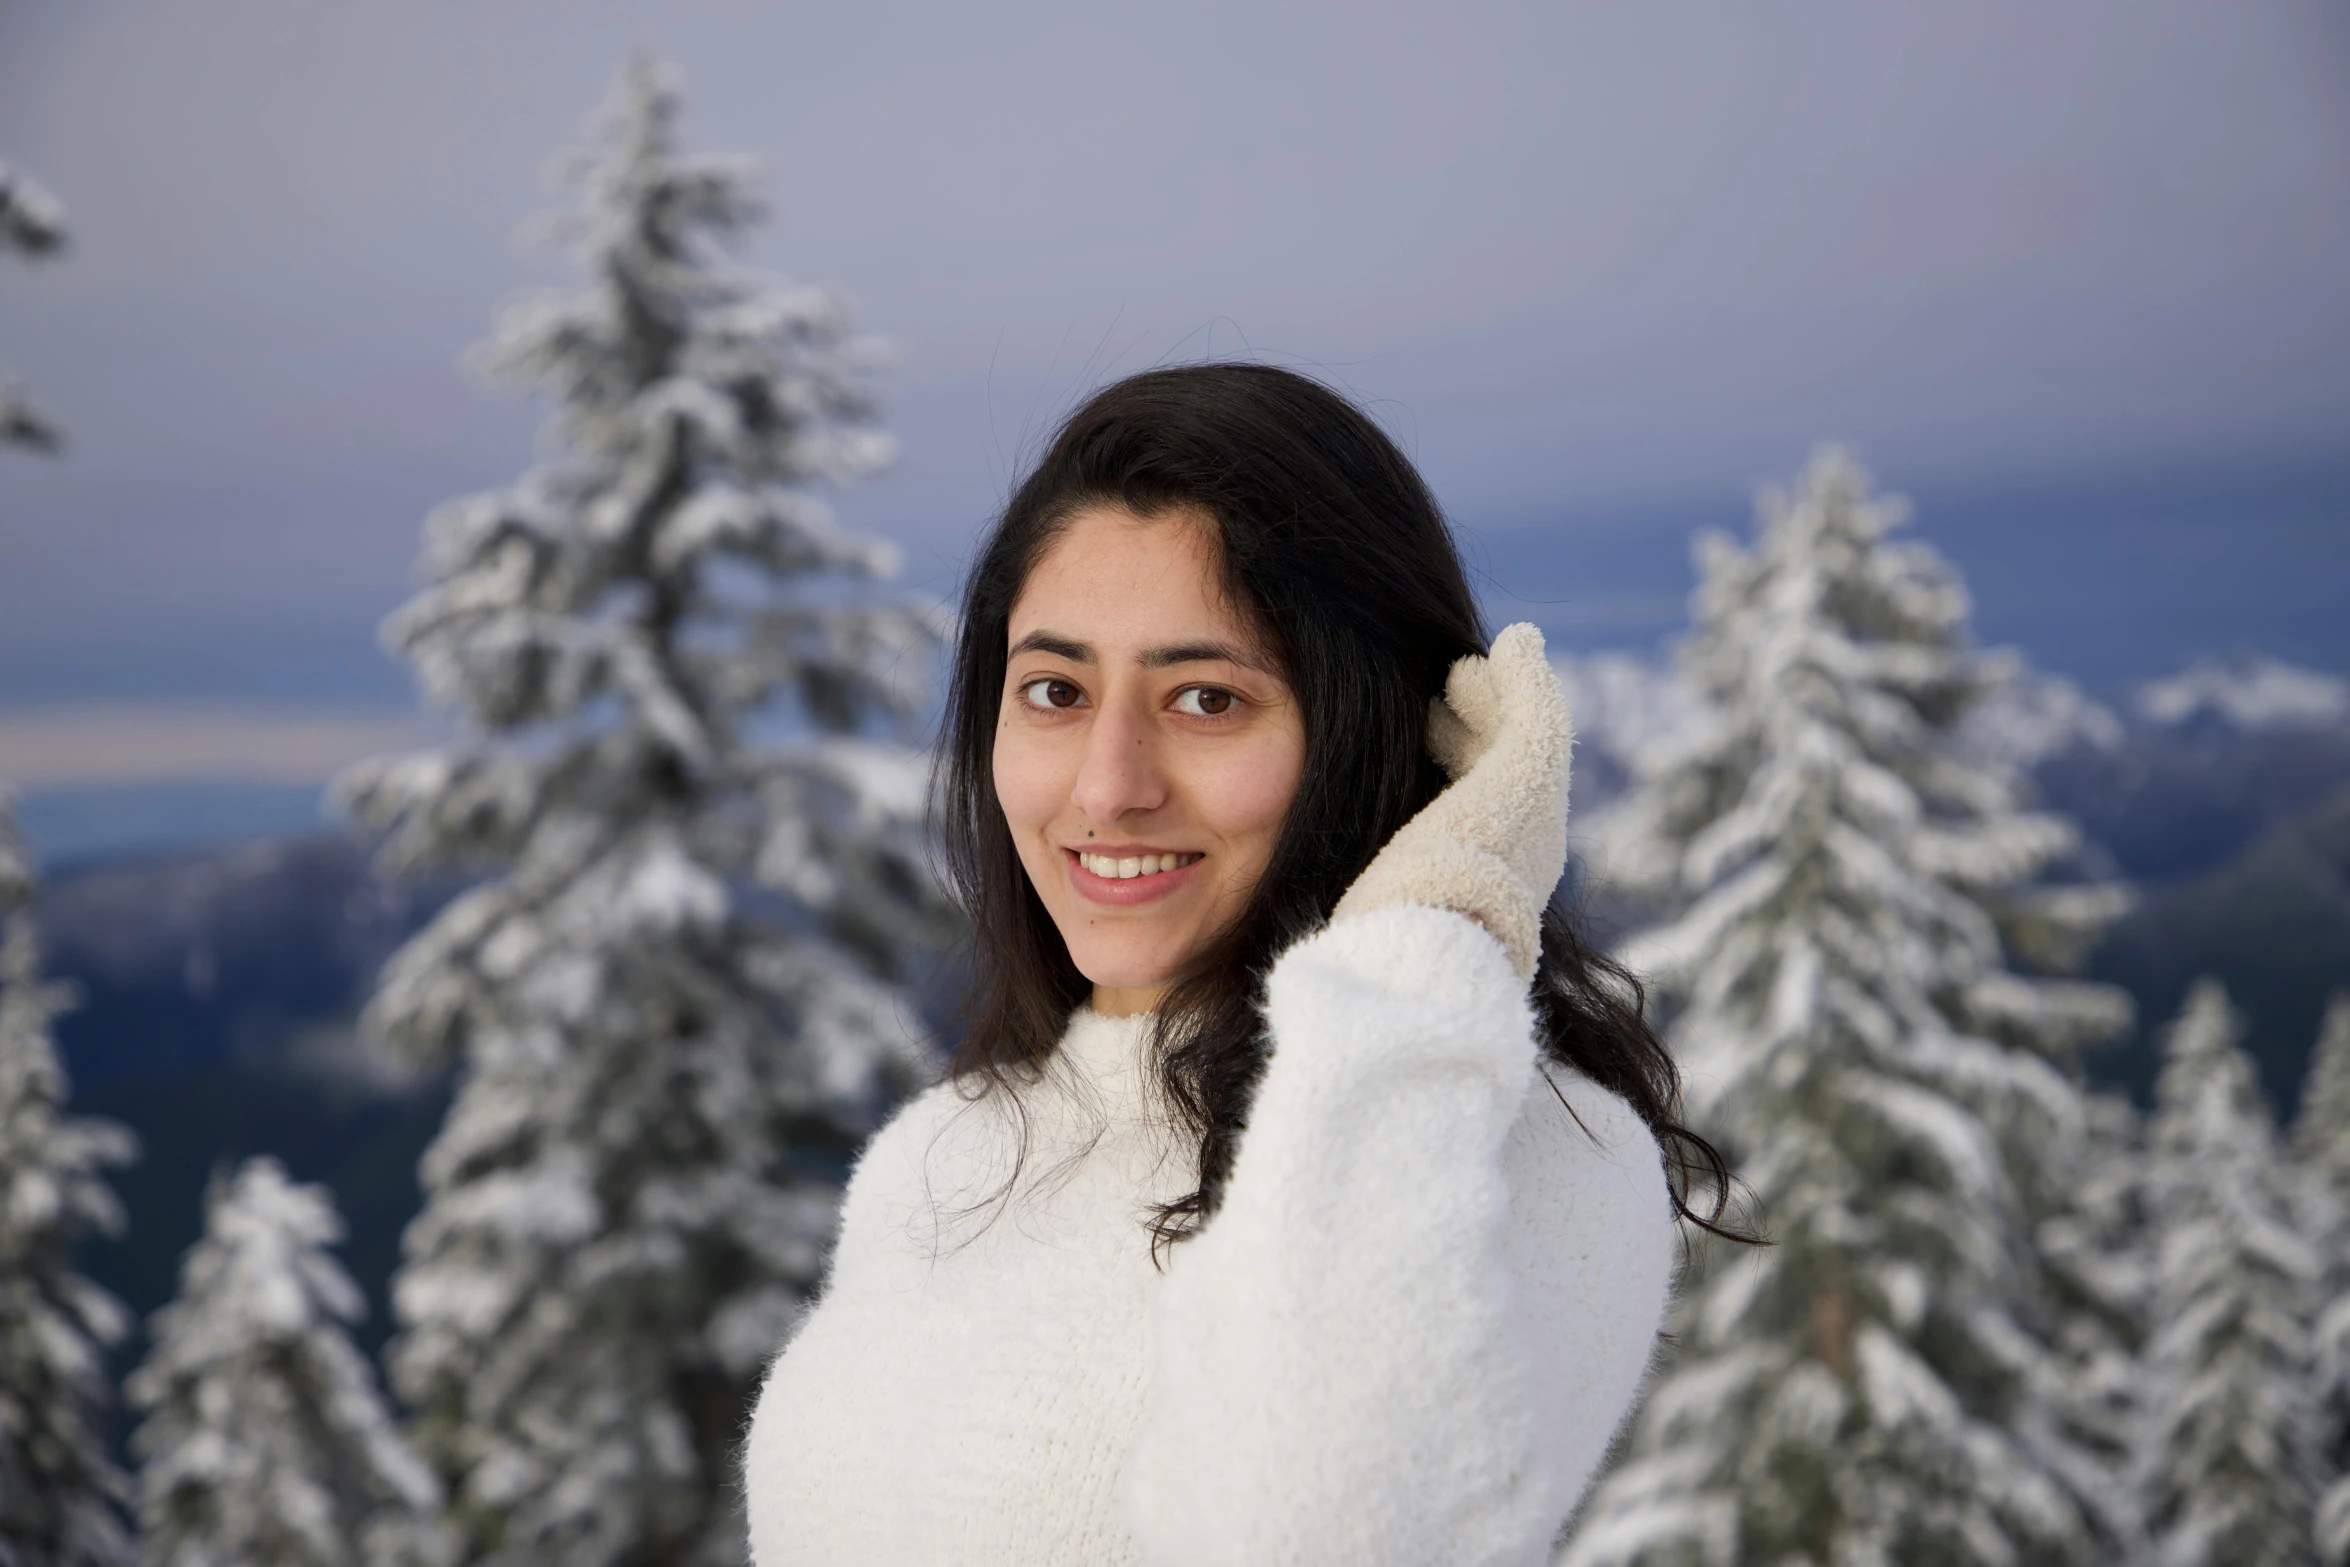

{"left": 1561, "top": 449, "right": 2134, "bottom": 1565}
{"left": 0, "top": 796, "right": 140, "bottom": 1567}
{"left": 125, "top": 1156, "right": 446, "bottom": 1567}
{"left": 2137, "top": 981, "right": 2323, "bottom": 1567}
{"left": 329, "top": 58, "right": 947, "bottom": 1567}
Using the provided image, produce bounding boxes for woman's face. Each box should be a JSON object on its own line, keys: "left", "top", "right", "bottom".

{"left": 993, "top": 504, "right": 1306, "bottom": 1017}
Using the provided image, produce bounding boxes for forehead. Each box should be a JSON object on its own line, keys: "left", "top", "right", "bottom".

{"left": 1009, "top": 506, "right": 1263, "bottom": 653}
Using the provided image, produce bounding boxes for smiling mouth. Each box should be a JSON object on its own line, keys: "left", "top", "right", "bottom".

{"left": 1072, "top": 849, "right": 1204, "bottom": 881}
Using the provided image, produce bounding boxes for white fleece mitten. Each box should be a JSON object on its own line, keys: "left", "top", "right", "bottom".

{"left": 1328, "top": 622, "right": 1572, "bottom": 980}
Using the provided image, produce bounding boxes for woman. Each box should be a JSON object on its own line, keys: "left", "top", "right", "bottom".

{"left": 742, "top": 363, "right": 1730, "bottom": 1565}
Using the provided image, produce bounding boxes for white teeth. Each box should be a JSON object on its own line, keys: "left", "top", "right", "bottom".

{"left": 1080, "top": 851, "right": 1193, "bottom": 880}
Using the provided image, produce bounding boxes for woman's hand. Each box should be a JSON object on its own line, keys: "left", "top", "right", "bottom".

{"left": 1329, "top": 622, "right": 1572, "bottom": 979}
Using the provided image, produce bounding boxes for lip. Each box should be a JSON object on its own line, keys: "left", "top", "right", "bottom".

{"left": 1064, "top": 846, "right": 1203, "bottom": 907}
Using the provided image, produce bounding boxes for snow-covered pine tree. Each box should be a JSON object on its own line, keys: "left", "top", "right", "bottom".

{"left": 2293, "top": 993, "right": 2350, "bottom": 1565}
{"left": 1560, "top": 446, "right": 2133, "bottom": 1567}
{"left": 332, "top": 55, "right": 943, "bottom": 1567}
{"left": 126, "top": 1155, "right": 448, "bottom": 1567}
{"left": 2031, "top": 1085, "right": 2155, "bottom": 1561}
{"left": 0, "top": 159, "right": 68, "bottom": 450}
{"left": 0, "top": 795, "right": 140, "bottom": 1567}
{"left": 2139, "top": 978, "right": 2322, "bottom": 1567}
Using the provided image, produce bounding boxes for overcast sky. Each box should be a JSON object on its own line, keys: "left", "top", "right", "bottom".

{"left": 2, "top": 0, "right": 2346, "bottom": 751}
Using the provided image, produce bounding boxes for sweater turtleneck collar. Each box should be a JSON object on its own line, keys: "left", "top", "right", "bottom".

{"left": 1053, "top": 1005, "right": 1165, "bottom": 1124}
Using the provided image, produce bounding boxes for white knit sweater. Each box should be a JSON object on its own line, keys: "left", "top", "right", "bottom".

{"left": 741, "top": 901, "right": 1677, "bottom": 1566}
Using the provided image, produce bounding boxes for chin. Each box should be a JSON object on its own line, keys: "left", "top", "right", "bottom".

{"left": 1077, "top": 963, "right": 1182, "bottom": 994}
{"left": 1067, "top": 941, "right": 1188, "bottom": 995}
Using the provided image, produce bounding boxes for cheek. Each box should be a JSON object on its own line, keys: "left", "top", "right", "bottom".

{"left": 991, "top": 721, "right": 1068, "bottom": 845}
{"left": 1193, "top": 734, "right": 1306, "bottom": 852}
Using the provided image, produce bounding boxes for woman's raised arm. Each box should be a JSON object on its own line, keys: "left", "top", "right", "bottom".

{"left": 1120, "top": 899, "right": 1675, "bottom": 1564}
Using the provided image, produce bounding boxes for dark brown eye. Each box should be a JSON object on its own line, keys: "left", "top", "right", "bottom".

{"left": 1175, "top": 686, "right": 1234, "bottom": 716}
{"left": 1021, "top": 677, "right": 1082, "bottom": 710}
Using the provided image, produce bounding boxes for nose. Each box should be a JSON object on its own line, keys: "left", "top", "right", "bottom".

{"left": 1070, "top": 693, "right": 1168, "bottom": 831}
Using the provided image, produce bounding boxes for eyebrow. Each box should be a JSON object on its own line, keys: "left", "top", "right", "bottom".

{"left": 1007, "top": 630, "right": 1276, "bottom": 675}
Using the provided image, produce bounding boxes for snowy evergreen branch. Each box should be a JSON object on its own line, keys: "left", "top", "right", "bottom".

{"left": 2139, "top": 979, "right": 2323, "bottom": 1567}
{"left": 0, "top": 794, "right": 141, "bottom": 1567}
{"left": 2029, "top": 1087, "right": 2155, "bottom": 1561}
{"left": 0, "top": 159, "right": 67, "bottom": 452}
{"left": 332, "top": 55, "right": 945, "bottom": 1567}
{"left": 126, "top": 1157, "right": 448, "bottom": 1567}
{"left": 0, "top": 164, "right": 66, "bottom": 257}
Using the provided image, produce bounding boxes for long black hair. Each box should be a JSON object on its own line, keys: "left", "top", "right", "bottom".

{"left": 937, "top": 362, "right": 1743, "bottom": 1254}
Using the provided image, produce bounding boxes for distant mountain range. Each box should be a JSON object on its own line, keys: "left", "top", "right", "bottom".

{"left": 2017, "top": 656, "right": 2350, "bottom": 1110}
{"left": 33, "top": 650, "right": 2350, "bottom": 1458}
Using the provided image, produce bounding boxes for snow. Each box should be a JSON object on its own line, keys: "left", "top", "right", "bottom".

{"left": 2139, "top": 979, "right": 2326, "bottom": 1567}
{"left": 2135, "top": 654, "right": 2350, "bottom": 733}
{"left": 1954, "top": 656, "right": 2127, "bottom": 771}
{"left": 1550, "top": 650, "right": 1703, "bottom": 777}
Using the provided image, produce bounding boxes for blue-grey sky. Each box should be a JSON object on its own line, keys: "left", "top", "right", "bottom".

{"left": 2, "top": 0, "right": 2346, "bottom": 827}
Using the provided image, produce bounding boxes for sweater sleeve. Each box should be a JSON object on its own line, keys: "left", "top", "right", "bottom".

{"left": 1119, "top": 901, "right": 1676, "bottom": 1567}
